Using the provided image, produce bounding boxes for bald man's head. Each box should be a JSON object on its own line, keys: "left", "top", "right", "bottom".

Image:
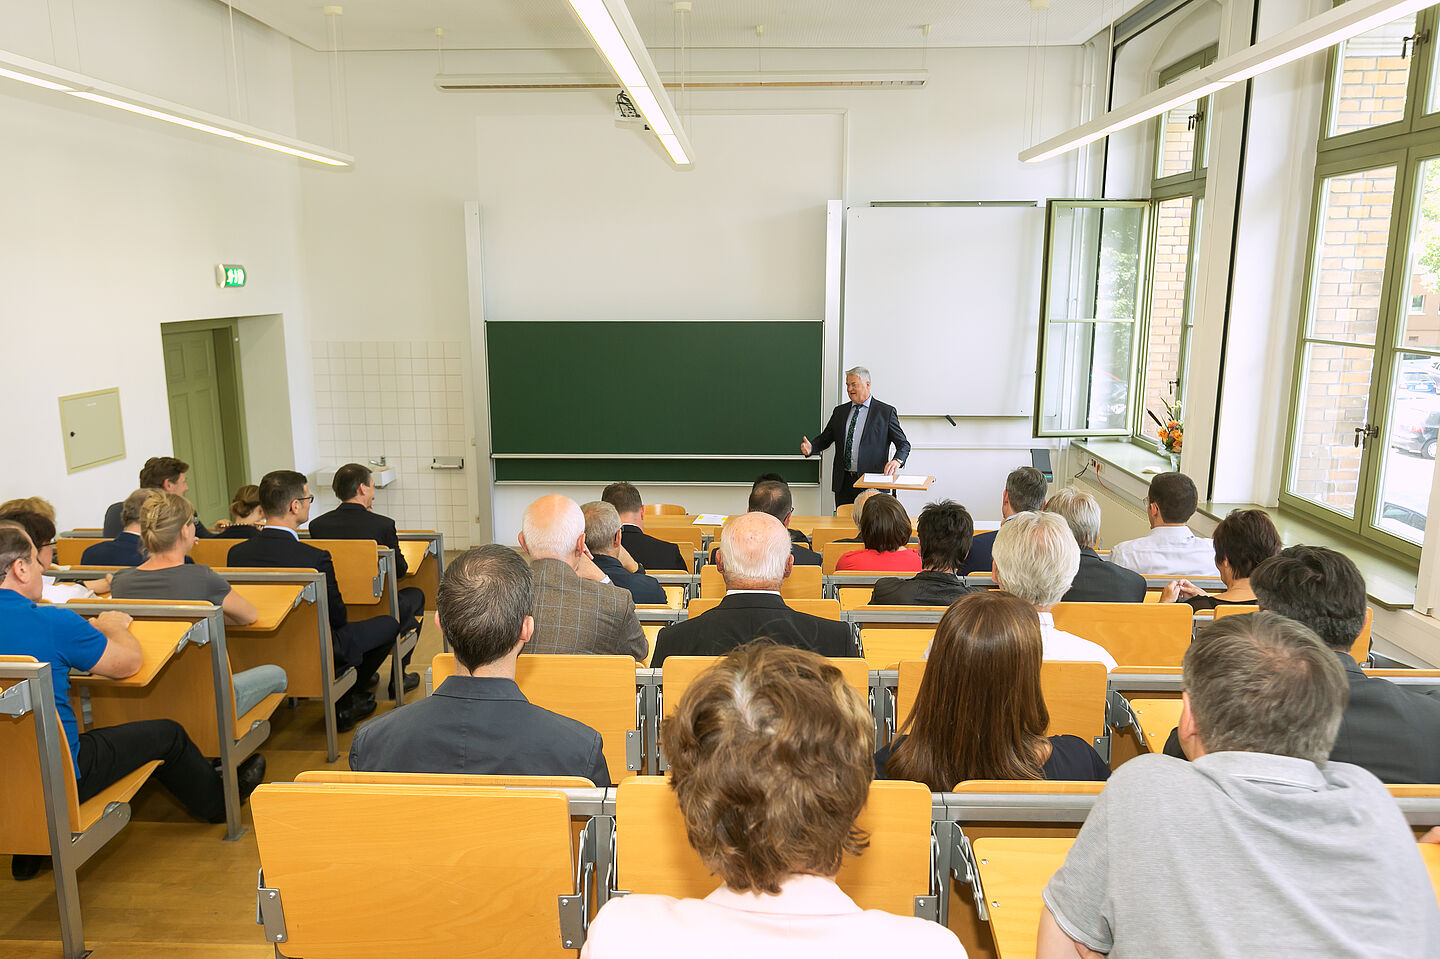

{"left": 520, "top": 494, "right": 587, "bottom": 566}
{"left": 716, "top": 512, "right": 793, "bottom": 591}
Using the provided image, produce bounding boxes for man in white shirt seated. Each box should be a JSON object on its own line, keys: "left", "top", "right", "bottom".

{"left": 1107, "top": 472, "right": 1219, "bottom": 577}
{"left": 985, "top": 511, "right": 1117, "bottom": 671}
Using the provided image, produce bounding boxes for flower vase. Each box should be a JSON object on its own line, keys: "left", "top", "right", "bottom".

{"left": 1166, "top": 450, "right": 1180, "bottom": 471}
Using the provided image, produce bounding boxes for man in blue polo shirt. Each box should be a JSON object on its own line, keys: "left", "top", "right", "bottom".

{"left": 0, "top": 524, "right": 263, "bottom": 880}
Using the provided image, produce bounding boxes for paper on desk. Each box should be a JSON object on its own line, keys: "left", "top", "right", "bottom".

{"left": 861, "top": 473, "right": 928, "bottom": 485}
{"left": 693, "top": 514, "right": 728, "bottom": 525}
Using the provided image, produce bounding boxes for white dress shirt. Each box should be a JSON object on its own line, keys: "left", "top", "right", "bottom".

{"left": 1037, "top": 611, "right": 1118, "bottom": 671}
{"left": 1107, "top": 525, "right": 1219, "bottom": 577}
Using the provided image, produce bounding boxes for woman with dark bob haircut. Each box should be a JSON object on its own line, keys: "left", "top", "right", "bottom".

{"left": 1159, "top": 508, "right": 1281, "bottom": 611}
{"left": 836, "top": 494, "right": 921, "bottom": 573}
{"left": 875, "top": 591, "right": 1110, "bottom": 789}
{"left": 581, "top": 643, "right": 964, "bottom": 957}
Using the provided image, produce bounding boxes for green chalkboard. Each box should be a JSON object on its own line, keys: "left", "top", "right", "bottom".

{"left": 486, "top": 321, "right": 823, "bottom": 481}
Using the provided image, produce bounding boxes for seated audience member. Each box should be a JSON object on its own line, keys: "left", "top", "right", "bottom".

{"left": 1038, "top": 612, "right": 1440, "bottom": 958}
{"left": 1107, "top": 471, "right": 1218, "bottom": 576}
{"left": 1159, "top": 508, "right": 1280, "bottom": 610}
{"left": 754, "top": 472, "right": 811, "bottom": 546}
{"left": 835, "top": 494, "right": 921, "bottom": 572}
{"left": 581, "top": 644, "right": 966, "bottom": 958}
{"left": 0, "top": 507, "right": 105, "bottom": 601}
{"left": 228, "top": 470, "right": 400, "bottom": 729}
{"left": 834, "top": 488, "right": 878, "bottom": 543}
{"left": 349, "top": 545, "right": 610, "bottom": 784}
{"left": 217, "top": 484, "right": 264, "bottom": 539}
{"left": 711, "top": 480, "right": 821, "bottom": 567}
{"left": 309, "top": 463, "right": 426, "bottom": 653}
{"left": 520, "top": 494, "right": 646, "bottom": 660}
{"left": 984, "top": 512, "right": 1117, "bottom": 670}
{"left": 110, "top": 491, "right": 287, "bottom": 717}
{"left": 1163, "top": 546, "right": 1440, "bottom": 783}
{"left": 1045, "top": 487, "right": 1145, "bottom": 603}
{"left": 877, "top": 591, "right": 1109, "bottom": 786}
{"left": 869, "top": 500, "right": 980, "bottom": 606}
{"left": 602, "top": 481, "right": 687, "bottom": 571}
{"left": 583, "top": 500, "right": 665, "bottom": 604}
{"left": 0, "top": 527, "right": 265, "bottom": 880}
{"left": 652, "top": 513, "right": 853, "bottom": 668}
{"left": 102, "top": 456, "right": 215, "bottom": 537}
{"left": 79, "top": 489, "right": 157, "bottom": 566}
{"left": 962, "top": 466, "right": 1048, "bottom": 575}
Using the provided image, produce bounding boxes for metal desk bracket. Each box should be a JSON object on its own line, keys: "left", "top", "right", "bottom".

{"left": 0, "top": 679, "right": 34, "bottom": 717}
{"left": 256, "top": 869, "right": 288, "bottom": 944}
{"left": 950, "top": 827, "right": 989, "bottom": 923}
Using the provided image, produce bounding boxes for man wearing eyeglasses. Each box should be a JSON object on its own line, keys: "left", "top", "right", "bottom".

{"left": 227, "top": 470, "right": 400, "bottom": 732}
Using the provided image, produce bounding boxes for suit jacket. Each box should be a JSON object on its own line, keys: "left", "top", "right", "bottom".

{"left": 529, "top": 558, "right": 647, "bottom": 661}
{"left": 309, "top": 502, "right": 410, "bottom": 578}
{"left": 806, "top": 397, "right": 911, "bottom": 496}
{"left": 652, "top": 592, "right": 855, "bottom": 668}
{"left": 80, "top": 531, "right": 146, "bottom": 567}
{"left": 1164, "top": 651, "right": 1440, "bottom": 783}
{"left": 961, "top": 529, "right": 996, "bottom": 576}
{"left": 592, "top": 552, "right": 666, "bottom": 605}
{"left": 348, "top": 675, "right": 610, "bottom": 785}
{"left": 870, "top": 570, "right": 978, "bottom": 607}
{"left": 1062, "top": 547, "right": 1146, "bottom": 604}
{"left": 620, "top": 525, "right": 686, "bottom": 572}
{"left": 104, "top": 500, "right": 214, "bottom": 538}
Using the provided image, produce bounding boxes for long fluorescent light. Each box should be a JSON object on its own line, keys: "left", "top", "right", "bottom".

{"left": 1021, "top": 0, "right": 1435, "bottom": 163}
{"left": 562, "top": 0, "right": 695, "bottom": 168}
{"left": 434, "top": 69, "right": 930, "bottom": 90}
{"left": 0, "top": 48, "right": 352, "bottom": 167}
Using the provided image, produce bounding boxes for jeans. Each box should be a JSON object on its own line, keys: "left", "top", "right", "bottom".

{"left": 233, "top": 665, "right": 287, "bottom": 716}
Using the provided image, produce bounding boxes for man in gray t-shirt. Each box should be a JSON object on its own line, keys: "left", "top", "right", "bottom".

{"left": 1039, "top": 612, "right": 1440, "bottom": 959}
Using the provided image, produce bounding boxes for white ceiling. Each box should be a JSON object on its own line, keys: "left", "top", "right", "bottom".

{"left": 231, "top": 0, "right": 1130, "bottom": 53}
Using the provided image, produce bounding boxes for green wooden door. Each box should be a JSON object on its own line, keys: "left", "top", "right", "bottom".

{"left": 162, "top": 329, "right": 229, "bottom": 525}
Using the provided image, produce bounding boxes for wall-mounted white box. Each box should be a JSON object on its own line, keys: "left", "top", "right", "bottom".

{"left": 58, "top": 388, "right": 126, "bottom": 473}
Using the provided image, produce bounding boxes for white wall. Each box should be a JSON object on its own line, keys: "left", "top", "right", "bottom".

{"left": 0, "top": 1, "right": 324, "bottom": 528}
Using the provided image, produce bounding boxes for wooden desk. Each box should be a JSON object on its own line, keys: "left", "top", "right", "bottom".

{"left": 70, "top": 620, "right": 194, "bottom": 689}
{"left": 971, "top": 837, "right": 1074, "bottom": 959}
{"left": 229, "top": 582, "right": 308, "bottom": 632}
{"left": 398, "top": 540, "right": 429, "bottom": 576}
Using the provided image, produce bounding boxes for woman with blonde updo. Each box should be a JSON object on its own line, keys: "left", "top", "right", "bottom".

{"left": 218, "top": 485, "right": 265, "bottom": 539}
{"left": 111, "top": 491, "right": 286, "bottom": 716}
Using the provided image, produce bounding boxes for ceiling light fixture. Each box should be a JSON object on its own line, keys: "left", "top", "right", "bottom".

{"left": 1021, "top": 0, "right": 1434, "bottom": 163}
{"left": 0, "top": 48, "right": 352, "bottom": 167}
{"left": 563, "top": 0, "right": 694, "bottom": 168}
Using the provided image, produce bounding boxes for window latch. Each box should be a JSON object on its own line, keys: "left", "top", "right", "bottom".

{"left": 1402, "top": 31, "right": 1429, "bottom": 59}
{"left": 1353, "top": 423, "right": 1379, "bottom": 448}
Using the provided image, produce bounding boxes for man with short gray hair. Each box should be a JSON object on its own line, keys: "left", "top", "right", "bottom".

{"left": 651, "top": 512, "right": 852, "bottom": 668}
{"left": 1045, "top": 486, "right": 1145, "bottom": 603}
{"left": 519, "top": 494, "right": 646, "bottom": 661}
{"left": 1037, "top": 611, "right": 1440, "bottom": 958}
{"left": 800, "top": 366, "right": 911, "bottom": 507}
{"left": 962, "top": 465, "right": 1049, "bottom": 575}
{"left": 582, "top": 501, "right": 665, "bottom": 605}
{"left": 349, "top": 545, "right": 610, "bottom": 784}
{"left": 988, "top": 511, "right": 1117, "bottom": 670}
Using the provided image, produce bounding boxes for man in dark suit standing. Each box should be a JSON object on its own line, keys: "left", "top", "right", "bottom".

{"left": 1164, "top": 546, "right": 1440, "bottom": 783}
{"left": 348, "top": 545, "right": 610, "bottom": 784}
{"left": 800, "top": 366, "right": 911, "bottom": 508}
{"left": 309, "top": 463, "right": 426, "bottom": 659}
{"left": 228, "top": 470, "right": 400, "bottom": 730}
{"left": 652, "top": 512, "right": 853, "bottom": 668}
{"left": 582, "top": 501, "right": 666, "bottom": 605}
{"left": 601, "top": 482, "right": 687, "bottom": 572}
{"left": 1045, "top": 487, "right": 1145, "bottom": 603}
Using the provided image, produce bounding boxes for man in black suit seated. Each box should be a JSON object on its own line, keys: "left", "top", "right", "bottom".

{"left": 870, "top": 500, "right": 980, "bottom": 606}
{"left": 1163, "top": 546, "right": 1440, "bottom": 783}
{"left": 709, "top": 481, "right": 821, "bottom": 567}
{"left": 227, "top": 470, "right": 400, "bottom": 730}
{"left": 801, "top": 366, "right": 911, "bottom": 508}
{"left": 962, "top": 466, "right": 1048, "bottom": 575}
{"left": 1045, "top": 487, "right": 1145, "bottom": 603}
{"left": 102, "top": 456, "right": 215, "bottom": 538}
{"left": 753, "top": 473, "right": 811, "bottom": 546}
{"left": 602, "top": 481, "right": 687, "bottom": 571}
{"left": 582, "top": 500, "right": 665, "bottom": 605}
{"left": 652, "top": 512, "right": 853, "bottom": 668}
{"left": 309, "top": 463, "right": 426, "bottom": 669}
{"left": 348, "top": 545, "right": 610, "bottom": 784}
{"left": 82, "top": 489, "right": 174, "bottom": 567}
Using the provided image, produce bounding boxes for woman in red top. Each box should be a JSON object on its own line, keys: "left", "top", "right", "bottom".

{"left": 835, "top": 494, "right": 921, "bottom": 572}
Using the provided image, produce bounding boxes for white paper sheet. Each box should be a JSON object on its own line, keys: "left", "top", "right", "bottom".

{"left": 860, "top": 473, "right": 928, "bottom": 486}
{"left": 693, "top": 514, "right": 728, "bottom": 525}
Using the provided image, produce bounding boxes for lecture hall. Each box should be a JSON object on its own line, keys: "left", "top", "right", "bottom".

{"left": 5, "top": 0, "right": 1440, "bottom": 956}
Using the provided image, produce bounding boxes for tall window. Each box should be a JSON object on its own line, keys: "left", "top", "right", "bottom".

{"left": 1283, "top": 7, "right": 1440, "bottom": 555}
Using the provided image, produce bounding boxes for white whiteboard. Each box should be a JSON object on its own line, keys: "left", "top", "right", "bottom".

{"left": 842, "top": 205, "right": 1044, "bottom": 417}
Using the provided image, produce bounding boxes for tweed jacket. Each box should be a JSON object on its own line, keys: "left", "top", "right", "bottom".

{"left": 528, "top": 558, "right": 647, "bottom": 661}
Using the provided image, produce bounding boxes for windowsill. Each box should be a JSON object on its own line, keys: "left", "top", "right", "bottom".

{"left": 1072, "top": 438, "right": 1175, "bottom": 483}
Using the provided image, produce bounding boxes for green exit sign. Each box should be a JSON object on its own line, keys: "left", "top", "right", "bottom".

{"left": 215, "top": 264, "right": 247, "bottom": 288}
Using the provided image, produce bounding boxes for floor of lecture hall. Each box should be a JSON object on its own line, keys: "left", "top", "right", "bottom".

{"left": 0, "top": 609, "right": 449, "bottom": 959}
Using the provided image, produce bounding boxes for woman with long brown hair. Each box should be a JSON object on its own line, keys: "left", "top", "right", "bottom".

{"left": 876, "top": 590, "right": 1109, "bottom": 789}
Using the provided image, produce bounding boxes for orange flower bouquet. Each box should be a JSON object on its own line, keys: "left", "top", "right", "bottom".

{"left": 1147, "top": 398, "right": 1183, "bottom": 455}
